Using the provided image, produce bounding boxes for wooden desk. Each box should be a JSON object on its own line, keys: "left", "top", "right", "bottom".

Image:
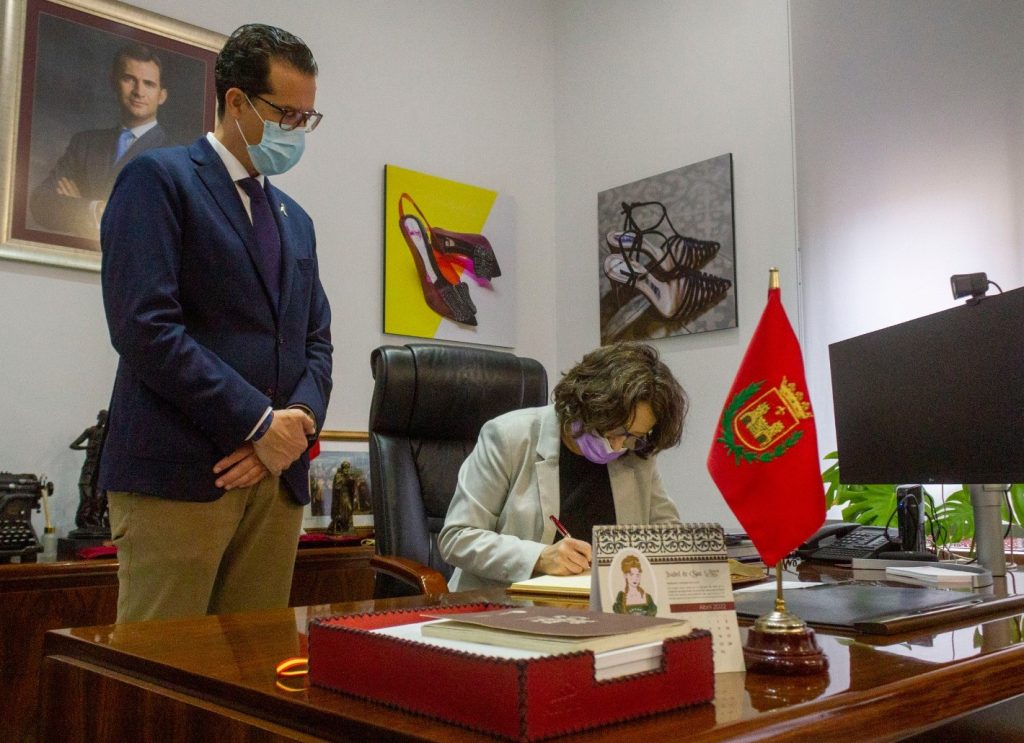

{"left": 1, "top": 545, "right": 375, "bottom": 743}
{"left": 39, "top": 574, "right": 1024, "bottom": 742}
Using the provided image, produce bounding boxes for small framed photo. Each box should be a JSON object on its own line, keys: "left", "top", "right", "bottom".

{"left": 307, "top": 431, "right": 372, "bottom": 535}
{"left": 0, "top": 0, "right": 223, "bottom": 270}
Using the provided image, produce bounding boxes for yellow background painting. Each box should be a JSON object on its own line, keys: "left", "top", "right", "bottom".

{"left": 384, "top": 164, "right": 515, "bottom": 346}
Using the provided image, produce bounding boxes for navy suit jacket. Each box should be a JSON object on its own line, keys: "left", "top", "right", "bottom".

{"left": 30, "top": 124, "right": 169, "bottom": 239}
{"left": 98, "top": 136, "right": 333, "bottom": 504}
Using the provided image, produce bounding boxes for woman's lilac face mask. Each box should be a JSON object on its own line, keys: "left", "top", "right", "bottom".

{"left": 571, "top": 423, "right": 627, "bottom": 464}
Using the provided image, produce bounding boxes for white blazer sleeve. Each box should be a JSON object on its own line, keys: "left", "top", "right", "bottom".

{"left": 437, "top": 417, "right": 547, "bottom": 585}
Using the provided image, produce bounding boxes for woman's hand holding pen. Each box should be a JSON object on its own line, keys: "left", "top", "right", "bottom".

{"left": 534, "top": 538, "right": 592, "bottom": 576}
{"left": 535, "top": 515, "right": 590, "bottom": 575}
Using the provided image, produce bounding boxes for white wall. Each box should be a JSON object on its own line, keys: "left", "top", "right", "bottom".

{"left": 0, "top": 0, "right": 559, "bottom": 537}
{"left": 7, "top": 0, "right": 1020, "bottom": 540}
{"left": 552, "top": 0, "right": 799, "bottom": 525}
{"left": 791, "top": 0, "right": 1024, "bottom": 462}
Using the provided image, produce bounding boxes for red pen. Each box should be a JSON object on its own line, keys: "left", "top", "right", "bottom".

{"left": 549, "top": 514, "right": 572, "bottom": 539}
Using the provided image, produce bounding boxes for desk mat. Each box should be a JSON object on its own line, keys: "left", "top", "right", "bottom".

{"left": 734, "top": 583, "right": 998, "bottom": 634}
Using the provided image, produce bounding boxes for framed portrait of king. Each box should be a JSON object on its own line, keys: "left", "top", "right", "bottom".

{"left": 0, "top": 0, "right": 224, "bottom": 270}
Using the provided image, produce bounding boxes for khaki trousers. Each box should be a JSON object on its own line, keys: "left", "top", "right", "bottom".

{"left": 108, "top": 477, "right": 303, "bottom": 623}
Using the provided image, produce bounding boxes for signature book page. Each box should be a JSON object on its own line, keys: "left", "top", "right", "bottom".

{"left": 506, "top": 574, "right": 591, "bottom": 597}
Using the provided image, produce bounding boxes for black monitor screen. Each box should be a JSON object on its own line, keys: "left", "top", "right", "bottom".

{"left": 829, "top": 287, "right": 1024, "bottom": 485}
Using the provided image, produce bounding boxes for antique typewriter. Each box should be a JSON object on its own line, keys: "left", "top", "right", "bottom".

{"left": 1, "top": 473, "right": 52, "bottom": 563}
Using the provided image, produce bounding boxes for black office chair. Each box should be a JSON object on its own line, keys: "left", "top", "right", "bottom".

{"left": 367, "top": 343, "right": 548, "bottom": 598}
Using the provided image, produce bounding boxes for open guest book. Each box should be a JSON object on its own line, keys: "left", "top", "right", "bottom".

{"left": 506, "top": 573, "right": 591, "bottom": 598}
{"left": 421, "top": 605, "right": 691, "bottom": 654}
{"left": 506, "top": 564, "right": 763, "bottom": 602}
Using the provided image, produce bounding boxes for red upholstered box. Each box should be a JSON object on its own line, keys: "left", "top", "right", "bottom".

{"left": 308, "top": 602, "right": 714, "bottom": 742}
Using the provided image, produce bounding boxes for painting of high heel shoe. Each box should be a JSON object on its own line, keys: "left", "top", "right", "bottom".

{"left": 606, "top": 229, "right": 720, "bottom": 274}
{"left": 384, "top": 164, "right": 516, "bottom": 346}
{"left": 598, "top": 154, "right": 736, "bottom": 342}
{"left": 398, "top": 210, "right": 477, "bottom": 326}
{"left": 604, "top": 254, "right": 731, "bottom": 322}
{"left": 432, "top": 227, "right": 502, "bottom": 281}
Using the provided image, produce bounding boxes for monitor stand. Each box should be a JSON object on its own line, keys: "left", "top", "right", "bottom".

{"left": 969, "top": 484, "right": 1009, "bottom": 577}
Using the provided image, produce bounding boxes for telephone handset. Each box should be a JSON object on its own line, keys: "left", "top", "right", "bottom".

{"left": 796, "top": 522, "right": 898, "bottom": 563}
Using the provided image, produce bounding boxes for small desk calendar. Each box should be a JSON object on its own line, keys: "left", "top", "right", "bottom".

{"left": 591, "top": 522, "right": 744, "bottom": 673}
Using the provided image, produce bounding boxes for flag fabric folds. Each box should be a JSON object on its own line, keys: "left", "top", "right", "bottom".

{"left": 707, "top": 283, "right": 825, "bottom": 565}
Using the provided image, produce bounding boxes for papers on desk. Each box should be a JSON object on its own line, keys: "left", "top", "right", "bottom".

{"left": 733, "top": 580, "right": 822, "bottom": 593}
{"left": 885, "top": 565, "right": 977, "bottom": 588}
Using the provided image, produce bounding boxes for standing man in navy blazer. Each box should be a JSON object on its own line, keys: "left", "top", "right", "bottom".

{"left": 30, "top": 43, "right": 171, "bottom": 242}
{"left": 98, "top": 24, "right": 332, "bottom": 622}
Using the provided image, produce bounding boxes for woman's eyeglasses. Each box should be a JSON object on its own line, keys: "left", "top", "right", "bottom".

{"left": 605, "top": 427, "right": 653, "bottom": 451}
{"left": 251, "top": 94, "right": 323, "bottom": 132}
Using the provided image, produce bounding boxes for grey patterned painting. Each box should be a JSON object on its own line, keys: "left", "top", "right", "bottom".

{"left": 598, "top": 154, "right": 737, "bottom": 343}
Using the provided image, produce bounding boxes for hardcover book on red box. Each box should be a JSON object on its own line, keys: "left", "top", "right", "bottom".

{"left": 308, "top": 602, "right": 714, "bottom": 742}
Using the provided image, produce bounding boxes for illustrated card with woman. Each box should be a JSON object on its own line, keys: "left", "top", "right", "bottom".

{"left": 609, "top": 550, "right": 659, "bottom": 616}
{"left": 593, "top": 522, "right": 744, "bottom": 673}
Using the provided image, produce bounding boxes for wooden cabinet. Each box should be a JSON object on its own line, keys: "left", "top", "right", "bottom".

{"left": 0, "top": 546, "right": 375, "bottom": 743}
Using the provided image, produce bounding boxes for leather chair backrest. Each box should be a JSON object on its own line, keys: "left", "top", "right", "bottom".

{"left": 368, "top": 343, "right": 548, "bottom": 596}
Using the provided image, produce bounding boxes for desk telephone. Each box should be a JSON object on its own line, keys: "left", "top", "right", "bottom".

{"left": 796, "top": 522, "right": 898, "bottom": 563}
{"left": 1, "top": 473, "right": 51, "bottom": 563}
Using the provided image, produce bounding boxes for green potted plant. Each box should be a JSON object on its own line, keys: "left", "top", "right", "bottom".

{"left": 821, "top": 451, "right": 1024, "bottom": 548}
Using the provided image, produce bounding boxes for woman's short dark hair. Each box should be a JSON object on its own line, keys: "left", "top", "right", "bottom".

{"left": 215, "top": 24, "right": 318, "bottom": 119}
{"left": 552, "top": 342, "right": 688, "bottom": 455}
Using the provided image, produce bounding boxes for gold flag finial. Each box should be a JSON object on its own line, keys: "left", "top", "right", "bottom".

{"left": 769, "top": 267, "right": 780, "bottom": 290}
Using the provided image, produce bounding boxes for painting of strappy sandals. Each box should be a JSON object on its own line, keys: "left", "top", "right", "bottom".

{"left": 383, "top": 164, "right": 515, "bottom": 347}
{"left": 597, "top": 154, "right": 737, "bottom": 343}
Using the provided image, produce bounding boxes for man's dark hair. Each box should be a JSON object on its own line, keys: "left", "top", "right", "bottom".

{"left": 215, "top": 24, "right": 318, "bottom": 119}
{"left": 110, "top": 43, "right": 164, "bottom": 87}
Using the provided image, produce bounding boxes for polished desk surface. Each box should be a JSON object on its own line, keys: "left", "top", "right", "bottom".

{"left": 40, "top": 563, "right": 1024, "bottom": 742}
{"left": 2, "top": 545, "right": 375, "bottom": 743}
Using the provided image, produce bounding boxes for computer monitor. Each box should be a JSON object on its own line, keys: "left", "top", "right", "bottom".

{"left": 829, "top": 286, "right": 1024, "bottom": 486}
{"left": 829, "top": 286, "right": 1024, "bottom": 576}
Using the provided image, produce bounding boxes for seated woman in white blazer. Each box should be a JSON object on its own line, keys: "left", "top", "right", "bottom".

{"left": 438, "top": 342, "right": 688, "bottom": 591}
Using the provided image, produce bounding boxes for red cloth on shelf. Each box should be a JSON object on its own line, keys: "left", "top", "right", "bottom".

{"left": 77, "top": 545, "right": 118, "bottom": 559}
{"left": 298, "top": 532, "right": 372, "bottom": 547}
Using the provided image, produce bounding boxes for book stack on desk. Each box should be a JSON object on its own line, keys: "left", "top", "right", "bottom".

{"left": 884, "top": 565, "right": 979, "bottom": 588}
{"left": 308, "top": 603, "right": 713, "bottom": 741}
{"left": 421, "top": 605, "right": 692, "bottom": 653}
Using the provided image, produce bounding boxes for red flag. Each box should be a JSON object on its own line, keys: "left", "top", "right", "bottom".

{"left": 707, "top": 281, "right": 824, "bottom": 565}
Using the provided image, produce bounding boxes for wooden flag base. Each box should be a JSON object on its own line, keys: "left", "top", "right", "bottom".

{"left": 743, "top": 607, "right": 828, "bottom": 675}
{"left": 742, "top": 562, "right": 828, "bottom": 675}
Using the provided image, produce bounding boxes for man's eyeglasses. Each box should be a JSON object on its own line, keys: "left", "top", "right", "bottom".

{"left": 605, "top": 427, "right": 653, "bottom": 452}
{"left": 251, "top": 94, "right": 323, "bottom": 132}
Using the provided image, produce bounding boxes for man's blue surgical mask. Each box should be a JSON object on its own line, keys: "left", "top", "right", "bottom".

{"left": 237, "top": 95, "right": 305, "bottom": 175}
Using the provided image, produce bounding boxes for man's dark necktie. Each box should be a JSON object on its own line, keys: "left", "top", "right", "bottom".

{"left": 237, "top": 177, "right": 282, "bottom": 302}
